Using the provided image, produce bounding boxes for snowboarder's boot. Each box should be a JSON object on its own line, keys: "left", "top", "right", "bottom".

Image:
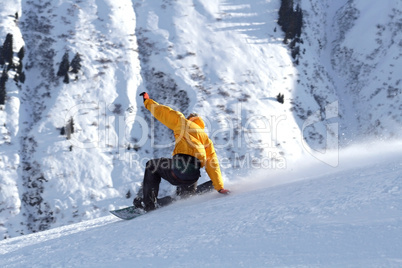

{"left": 157, "top": 196, "right": 174, "bottom": 207}
{"left": 143, "top": 189, "right": 157, "bottom": 212}
{"left": 133, "top": 196, "right": 155, "bottom": 212}
{"left": 176, "top": 183, "right": 197, "bottom": 198}
{"left": 133, "top": 197, "right": 144, "bottom": 209}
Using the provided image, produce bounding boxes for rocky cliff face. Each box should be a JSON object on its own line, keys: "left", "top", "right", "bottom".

{"left": 296, "top": 0, "right": 402, "bottom": 146}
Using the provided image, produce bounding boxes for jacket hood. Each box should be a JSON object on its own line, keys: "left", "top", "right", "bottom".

{"left": 189, "top": 116, "right": 205, "bottom": 129}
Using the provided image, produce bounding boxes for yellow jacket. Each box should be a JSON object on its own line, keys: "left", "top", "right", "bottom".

{"left": 144, "top": 99, "right": 224, "bottom": 191}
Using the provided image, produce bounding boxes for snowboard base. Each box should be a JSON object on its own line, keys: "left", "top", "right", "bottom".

{"left": 110, "top": 206, "right": 145, "bottom": 220}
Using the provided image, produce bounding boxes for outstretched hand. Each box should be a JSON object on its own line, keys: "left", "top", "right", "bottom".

{"left": 218, "top": 188, "right": 230, "bottom": 195}
{"left": 139, "top": 92, "right": 150, "bottom": 102}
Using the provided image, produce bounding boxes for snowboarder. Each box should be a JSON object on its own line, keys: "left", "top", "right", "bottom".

{"left": 134, "top": 92, "right": 230, "bottom": 211}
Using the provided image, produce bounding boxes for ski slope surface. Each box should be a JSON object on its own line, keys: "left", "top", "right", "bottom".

{"left": 1, "top": 142, "right": 401, "bottom": 267}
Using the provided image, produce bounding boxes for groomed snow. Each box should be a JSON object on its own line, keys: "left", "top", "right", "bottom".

{"left": 1, "top": 142, "right": 401, "bottom": 267}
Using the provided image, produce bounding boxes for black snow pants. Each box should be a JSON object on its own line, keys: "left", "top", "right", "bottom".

{"left": 141, "top": 154, "right": 201, "bottom": 211}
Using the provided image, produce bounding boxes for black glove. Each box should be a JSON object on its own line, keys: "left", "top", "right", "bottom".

{"left": 139, "top": 92, "right": 150, "bottom": 102}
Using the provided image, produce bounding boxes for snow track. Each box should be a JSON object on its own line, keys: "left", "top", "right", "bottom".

{"left": 1, "top": 143, "right": 401, "bottom": 267}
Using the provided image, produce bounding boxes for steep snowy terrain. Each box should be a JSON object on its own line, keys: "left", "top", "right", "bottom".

{"left": 0, "top": 0, "right": 143, "bottom": 237}
{"left": 0, "top": 0, "right": 401, "bottom": 241}
{"left": 0, "top": 143, "right": 401, "bottom": 267}
{"left": 296, "top": 0, "right": 402, "bottom": 147}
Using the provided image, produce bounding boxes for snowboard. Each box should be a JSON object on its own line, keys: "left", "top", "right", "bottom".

{"left": 110, "top": 180, "right": 214, "bottom": 220}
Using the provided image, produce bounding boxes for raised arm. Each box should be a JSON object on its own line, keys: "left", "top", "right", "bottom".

{"left": 143, "top": 98, "right": 184, "bottom": 131}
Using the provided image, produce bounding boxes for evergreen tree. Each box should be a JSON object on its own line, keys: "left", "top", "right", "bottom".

{"left": 19, "top": 71, "right": 26, "bottom": 83}
{"left": 0, "top": 46, "right": 4, "bottom": 66}
{"left": 2, "top": 34, "right": 13, "bottom": 65}
{"left": 16, "top": 59, "right": 23, "bottom": 73}
{"left": 277, "top": 0, "right": 303, "bottom": 64}
{"left": 63, "top": 73, "right": 69, "bottom": 84}
{"left": 0, "top": 85, "right": 5, "bottom": 105}
{"left": 15, "top": 59, "right": 22, "bottom": 79}
{"left": 277, "top": 0, "right": 303, "bottom": 43}
{"left": 70, "top": 53, "right": 82, "bottom": 74}
{"left": 17, "top": 46, "right": 25, "bottom": 61}
{"left": 69, "top": 117, "right": 74, "bottom": 133}
{"left": 0, "top": 67, "right": 8, "bottom": 105}
{"left": 66, "top": 117, "right": 74, "bottom": 140}
{"left": 15, "top": 46, "right": 26, "bottom": 84}
{"left": 276, "top": 93, "right": 285, "bottom": 104}
{"left": 57, "top": 52, "right": 70, "bottom": 78}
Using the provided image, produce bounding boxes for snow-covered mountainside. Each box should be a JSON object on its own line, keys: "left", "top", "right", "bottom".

{"left": 297, "top": 0, "right": 402, "bottom": 148}
{"left": 0, "top": 0, "right": 401, "bottom": 239}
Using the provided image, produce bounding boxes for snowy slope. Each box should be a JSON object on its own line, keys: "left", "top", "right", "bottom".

{"left": 0, "top": 142, "right": 401, "bottom": 267}
{"left": 0, "top": 0, "right": 143, "bottom": 237}
{"left": 0, "top": 0, "right": 401, "bottom": 240}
